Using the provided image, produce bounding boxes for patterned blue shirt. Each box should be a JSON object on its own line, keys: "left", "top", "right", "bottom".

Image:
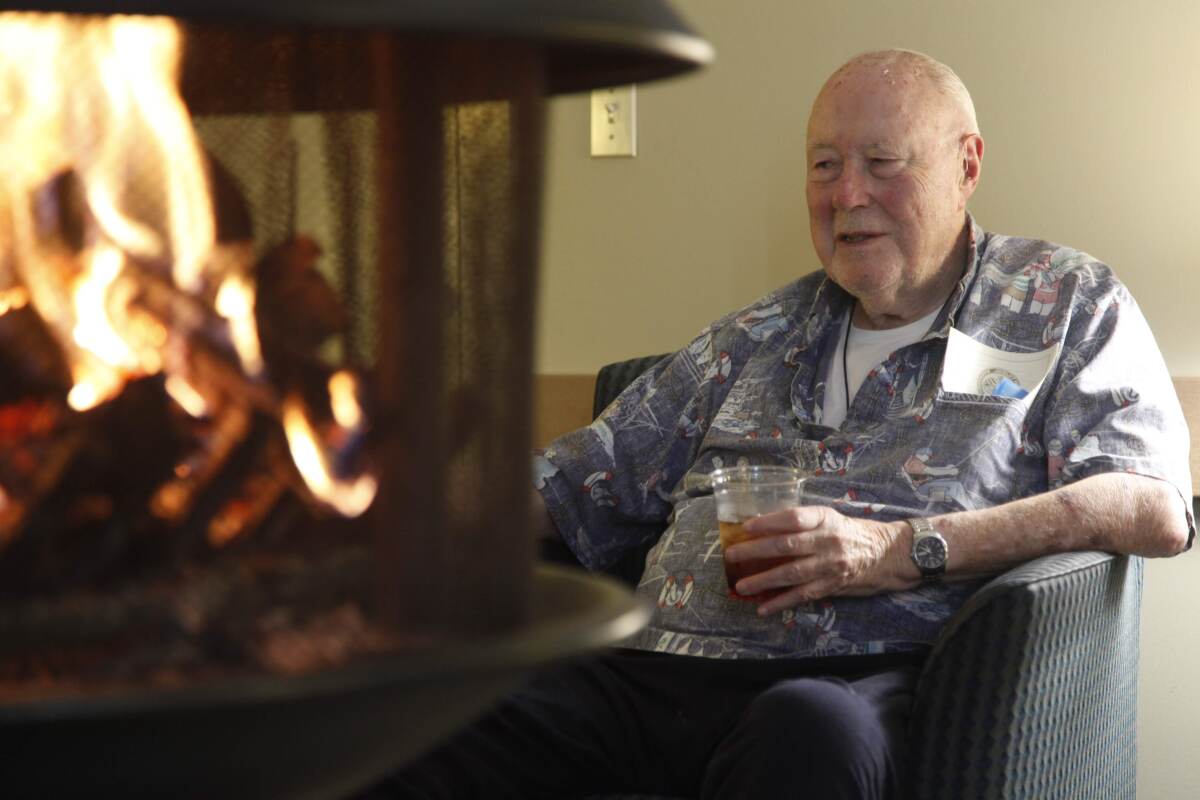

{"left": 536, "top": 219, "right": 1194, "bottom": 659}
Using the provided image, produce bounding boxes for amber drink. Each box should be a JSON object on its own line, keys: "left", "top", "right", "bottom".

{"left": 711, "top": 465, "right": 805, "bottom": 597}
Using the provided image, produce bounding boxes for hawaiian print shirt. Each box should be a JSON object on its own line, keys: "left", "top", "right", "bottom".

{"left": 535, "top": 218, "right": 1194, "bottom": 660}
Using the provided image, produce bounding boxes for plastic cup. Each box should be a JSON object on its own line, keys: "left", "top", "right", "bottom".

{"left": 710, "top": 465, "right": 806, "bottom": 598}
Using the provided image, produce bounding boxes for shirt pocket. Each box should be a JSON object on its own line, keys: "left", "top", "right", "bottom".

{"left": 927, "top": 388, "right": 1037, "bottom": 509}
{"left": 933, "top": 388, "right": 1035, "bottom": 434}
{"left": 935, "top": 389, "right": 1034, "bottom": 411}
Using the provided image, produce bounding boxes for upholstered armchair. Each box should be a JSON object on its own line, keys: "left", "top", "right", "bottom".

{"left": 545, "top": 354, "right": 1142, "bottom": 800}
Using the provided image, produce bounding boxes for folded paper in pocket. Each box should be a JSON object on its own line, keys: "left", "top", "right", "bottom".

{"left": 941, "top": 327, "right": 1058, "bottom": 397}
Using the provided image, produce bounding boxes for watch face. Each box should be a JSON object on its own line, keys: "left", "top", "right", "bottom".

{"left": 914, "top": 535, "right": 946, "bottom": 570}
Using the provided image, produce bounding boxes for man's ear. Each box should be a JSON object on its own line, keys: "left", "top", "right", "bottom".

{"left": 960, "top": 133, "right": 984, "bottom": 199}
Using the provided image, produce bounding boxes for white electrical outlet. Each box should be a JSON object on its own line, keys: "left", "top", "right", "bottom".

{"left": 590, "top": 85, "right": 636, "bottom": 157}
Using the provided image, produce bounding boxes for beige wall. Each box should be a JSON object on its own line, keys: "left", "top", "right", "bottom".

{"left": 537, "top": 0, "right": 1200, "bottom": 375}
{"left": 535, "top": 1, "right": 1200, "bottom": 795}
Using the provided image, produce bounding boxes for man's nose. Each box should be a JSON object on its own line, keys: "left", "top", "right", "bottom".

{"left": 831, "top": 165, "right": 871, "bottom": 210}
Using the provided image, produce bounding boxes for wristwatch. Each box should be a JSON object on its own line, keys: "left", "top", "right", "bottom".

{"left": 908, "top": 518, "right": 948, "bottom": 581}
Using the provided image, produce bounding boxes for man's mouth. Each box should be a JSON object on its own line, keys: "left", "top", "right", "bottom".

{"left": 837, "top": 232, "right": 883, "bottom": 244}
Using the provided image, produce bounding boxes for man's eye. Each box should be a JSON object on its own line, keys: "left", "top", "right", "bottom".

{"left": 809, "top": 160, "right": 837, "bottom": 180}
{"left": 869, "top": 158, "right": 902, "bottom": 176}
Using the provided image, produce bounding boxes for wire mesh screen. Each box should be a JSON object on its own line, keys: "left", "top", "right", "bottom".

{"left": 0, "top": 17, "right": 544, "bottom": 698}
{"left": 193, "top": 111, "right": 379, "bottom": 367}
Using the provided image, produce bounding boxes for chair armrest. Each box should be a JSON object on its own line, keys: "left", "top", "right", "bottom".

{"left": 906, "top": 551, "right": 1141, "bottom": 799}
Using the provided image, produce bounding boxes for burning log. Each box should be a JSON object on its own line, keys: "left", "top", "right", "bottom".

{"left": 0, "top": 186, "right": 389, "bottom": 693}
{"left": 0, "top": 299, "right": 73, "bottom": 402}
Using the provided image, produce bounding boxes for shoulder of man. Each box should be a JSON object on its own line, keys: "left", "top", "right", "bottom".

{"left": 977, "top": 229, "right": 1124, "bottom": 295}
{"left": 979, "top": 230, "right": 1118, "bottom": 283}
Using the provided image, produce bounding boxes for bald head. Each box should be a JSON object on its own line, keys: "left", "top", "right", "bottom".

{"left": 818, "top": 49, "right": 978, "bottom": 138}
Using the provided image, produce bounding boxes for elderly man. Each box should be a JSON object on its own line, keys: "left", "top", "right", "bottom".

{"left": 381, "top": 49, "right": 1192, "bottom": 799}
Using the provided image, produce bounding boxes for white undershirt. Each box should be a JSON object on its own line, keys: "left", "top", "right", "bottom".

{"left": 822, "top": 306, "right": 941, "bottom": 429}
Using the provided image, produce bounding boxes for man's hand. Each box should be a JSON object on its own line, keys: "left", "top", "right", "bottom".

{"left": 724, "top": 505, "right": 916, "bottom": 616}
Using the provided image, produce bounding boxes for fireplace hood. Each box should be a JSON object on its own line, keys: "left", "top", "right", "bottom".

{"left": 0, "top": 0, "right": 713, "bottom": 93}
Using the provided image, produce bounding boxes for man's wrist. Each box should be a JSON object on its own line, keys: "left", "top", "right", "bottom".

{"left": 882, "top": 519, "right": 923, "bottom": 588}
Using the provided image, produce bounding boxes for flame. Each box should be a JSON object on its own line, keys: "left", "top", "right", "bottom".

{"left": 164, "top": 374, "right": 209, "bottom": 419}
{"left": 0, "top": 13, "right": 373, "bottom": 520}
{"left": 215, "top": 275, "right": 263, "bottom": 377}
{"left": 72, "top": 244, "right": 138, "bottom": 368}
{"left": 329, "top": 370, "right": 364, "bottom": 428}
{"left": 282, "top": 372, "right": 377, "bottom": 518}
{"left": 65, "top": 244, "right": 135, "bottom": 410}
{"left": 0, "top": 287, "right": 29, "bottom": 316}
{"left": 86, "top": 16, "right": 214, "bottom": 285}
{"left": 0, "top": 13, "right": 261, "bottom": 400}
{"left": 66, "top": 365, "right": 119, "bottom": 412}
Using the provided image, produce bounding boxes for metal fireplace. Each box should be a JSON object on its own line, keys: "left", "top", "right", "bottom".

{"left": 0, "top": 2, "right": 710, "bottom": 797}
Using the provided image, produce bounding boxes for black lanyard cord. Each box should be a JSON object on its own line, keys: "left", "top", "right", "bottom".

{"left": 842, "top": 303, "right": 854, "bottom": 410}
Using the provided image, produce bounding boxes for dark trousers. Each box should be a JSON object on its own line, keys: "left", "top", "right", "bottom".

{"left": 364, "top": 648, "right": 921, "bottom": 799}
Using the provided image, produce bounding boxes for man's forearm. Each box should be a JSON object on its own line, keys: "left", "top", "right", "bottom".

{"left": 730, "top": 471, "right": 1189, "bottom": 613}
{"left": 884, "top": 472, "right": 1191, "bottom": 585}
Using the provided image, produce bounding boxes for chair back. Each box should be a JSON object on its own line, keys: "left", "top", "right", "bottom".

{"left": 593, "top": 354, "right": 671, "bottom": 418}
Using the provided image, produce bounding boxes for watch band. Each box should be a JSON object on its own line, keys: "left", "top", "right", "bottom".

{"left": 908, "top": 517, "right": 948, "bottom": 580}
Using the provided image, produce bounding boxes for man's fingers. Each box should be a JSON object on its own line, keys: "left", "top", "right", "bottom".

{"left": 741, "top": 505, "right": 826, "bottom": 535}
{"left": 756, "top": 579, "right": 841, "bottom": 616}
{"left": 753, "top": 586, "right": 809, "bottom": 616}
{"left": 725, "top": 511, "right": 897, "bottom": 610}
{"left": 734, "top": 553, "right": 819, "bottom": 596}
{"left": 726, "top": 530, "right": 818, "bottom": 563}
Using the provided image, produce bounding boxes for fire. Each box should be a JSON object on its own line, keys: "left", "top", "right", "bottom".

{"left": 0, "top": 287, "right": 29, "bottom": 316}
{"left": 282, "top": 371, "right": 377, "bottom": 518}
{"left": 215, "top": 275, "right": 264, "bottom": 377}
{"left": 67, "top": 244, "right": 137, "bottom": 410}
{"left": 163, "top": 374, "right": 209, "bottom": 419}
{"left": 0, "top": 13, "right": 227, "bottom": 394}
{"left": 329, "top": 370, "right": 364, "bottom": 428}
{"left": 0, "top": 13, "right": 375, "bottom": 518}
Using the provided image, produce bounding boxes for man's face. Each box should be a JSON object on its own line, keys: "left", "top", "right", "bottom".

{"left": 806, "top": 70, "right": 971, "bottom": 311}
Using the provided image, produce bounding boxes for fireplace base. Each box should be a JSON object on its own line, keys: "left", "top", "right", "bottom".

{"left": 0, "top": 563, "right": 647, "bottom": 799}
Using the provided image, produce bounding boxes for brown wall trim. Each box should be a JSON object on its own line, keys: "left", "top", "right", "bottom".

{"left": 533, "top": 373, "right": 595, "bottom": 448}
{"left": 1173, "top": 377, "right": 1200, "bottom": 492}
